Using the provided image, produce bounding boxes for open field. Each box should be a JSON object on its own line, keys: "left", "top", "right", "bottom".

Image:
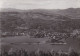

{"left": 1, "top": 36, "right": 80, "bottom": 52}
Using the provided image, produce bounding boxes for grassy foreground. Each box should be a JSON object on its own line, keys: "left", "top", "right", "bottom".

{"left": 1, "top": 36, "right": 80, "bottom": 52}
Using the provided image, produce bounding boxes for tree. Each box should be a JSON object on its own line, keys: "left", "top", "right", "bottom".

{"left": 68, "top": 47, "right": 79, "bottom": 56}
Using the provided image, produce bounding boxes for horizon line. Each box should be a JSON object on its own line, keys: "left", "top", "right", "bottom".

{"left": 0, "top": 7, "right": 80, "bottom": 11}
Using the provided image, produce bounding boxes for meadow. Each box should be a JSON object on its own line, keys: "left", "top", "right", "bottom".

{"left": 1, "top": 36, "right": 80, "bottom": 53}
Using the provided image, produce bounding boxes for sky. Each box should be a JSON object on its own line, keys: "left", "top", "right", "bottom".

{"left": 0, "top": 0, "right": 80, "bottom": 10}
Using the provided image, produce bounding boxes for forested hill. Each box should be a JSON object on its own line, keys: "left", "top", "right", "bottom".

{"left": 0, "top": 8, "right": 80, "bottom": 33}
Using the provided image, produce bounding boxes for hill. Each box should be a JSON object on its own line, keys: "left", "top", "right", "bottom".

{"left": 0, "top": 8, "right": 80, "bottom": 34}
{"left": 54, "top": 8, "right": 80, "bottom": 19}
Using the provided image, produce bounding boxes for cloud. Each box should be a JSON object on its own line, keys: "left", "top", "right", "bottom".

{"left": 0, "top": 0, "right": 80, "bottom": 9}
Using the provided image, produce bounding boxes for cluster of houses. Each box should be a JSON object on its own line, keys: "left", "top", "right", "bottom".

{"left": 1, "top": 26, "right": 29, "bottom": 37}
{"left": 70, "top": 29, "right": 80, "bottom": 38}
{"left": 1, "top": 26, "right": 80, "bottom": 39}
{"left": 29, "top": 29, "right": 69, "bottom": 40}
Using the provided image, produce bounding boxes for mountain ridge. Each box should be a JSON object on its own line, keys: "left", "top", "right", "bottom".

{"left": 0, "top": 8, "right": 80, "bottom": 19}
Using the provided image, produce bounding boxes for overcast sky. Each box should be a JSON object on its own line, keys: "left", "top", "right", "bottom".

{"left": 0, "top": 0, "right": 80, "bottom": 9}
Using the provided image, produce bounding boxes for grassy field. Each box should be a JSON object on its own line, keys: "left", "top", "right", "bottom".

{"left": 1, "top": 36, "right": 80, "bottom": 52}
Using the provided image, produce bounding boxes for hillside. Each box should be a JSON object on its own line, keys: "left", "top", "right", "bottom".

{"left": 0, "top": 8, "right": 80, "bottom": 34}
{"left": 55, "top": 8, "right": 80, "bottom": 19}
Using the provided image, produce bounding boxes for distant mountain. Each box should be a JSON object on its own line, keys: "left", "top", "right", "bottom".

{"left": 0, "top": 8, "right": 80, "bottom": 33}
{"left": 1, "top": 8, "right": 80, "bottom": 19}
{"left": 0, "top": 8, "right": 24, "bottom": 12}
{"left": 22, "top": 8, "right": 80, "bottom": 19}
{"left": 54, "top": 8, "right": 80, "bottom": 19}
{"left": 25, "top": 8, "right": 80, "bottom": 19}
{"left": 0, "top": 8, "right": 71, "bottom": 21}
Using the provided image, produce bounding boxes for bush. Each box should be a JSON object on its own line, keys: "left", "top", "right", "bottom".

{"left": 0, "top": 48, "right": 79, "bottom": 56}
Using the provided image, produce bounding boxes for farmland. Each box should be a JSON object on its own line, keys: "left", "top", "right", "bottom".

{"left": 1, "top": 36, "right": 80, "bottom": 53}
